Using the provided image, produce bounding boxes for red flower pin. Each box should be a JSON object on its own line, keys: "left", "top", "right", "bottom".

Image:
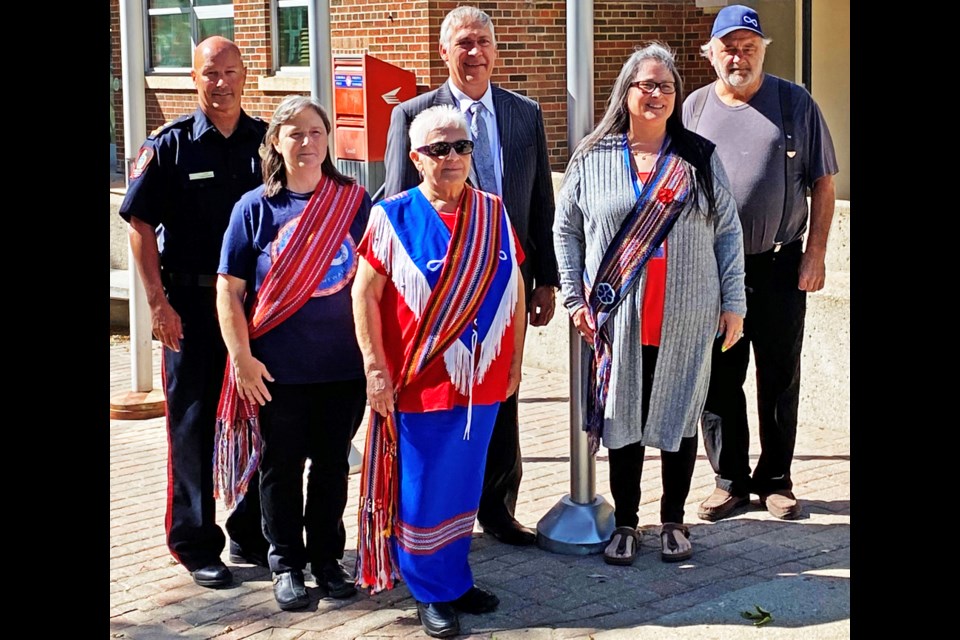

{"left": 657, "top": 187, "right": 675, "bottom": 204}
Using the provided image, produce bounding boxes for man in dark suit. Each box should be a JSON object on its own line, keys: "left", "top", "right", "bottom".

{"left": 383, "top": 5, "right": 559, "bottom": 547}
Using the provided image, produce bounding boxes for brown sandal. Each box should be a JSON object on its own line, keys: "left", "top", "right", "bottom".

{"left": 660, "top": 523, "right": 692, "bottom": 563}
{"left": 603, "top": 526, "right": 641, "bottom": 566}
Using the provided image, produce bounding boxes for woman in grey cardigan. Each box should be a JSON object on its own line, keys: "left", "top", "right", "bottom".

{"left": 553, "top": 43, "right": 746, "bottom": 566}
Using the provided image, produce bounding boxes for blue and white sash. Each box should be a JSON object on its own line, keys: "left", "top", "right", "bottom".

{"left": 367, "top": 186, "right": 520, "bottom": 394}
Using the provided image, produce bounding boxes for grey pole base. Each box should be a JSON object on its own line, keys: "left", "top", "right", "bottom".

{"left": 536, "top": 494, "right": 615, "bottom": 555}
{"left": 348, "top": 443, "right": 362, "bottom": 475}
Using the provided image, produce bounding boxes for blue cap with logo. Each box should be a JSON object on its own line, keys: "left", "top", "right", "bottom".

{"left": 711, "top": 4, "right": 764, "bottom": 39}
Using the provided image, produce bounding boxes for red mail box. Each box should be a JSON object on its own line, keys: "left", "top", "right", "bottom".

{"left": 333, "top": 54, "right": 416, "bottom": 162}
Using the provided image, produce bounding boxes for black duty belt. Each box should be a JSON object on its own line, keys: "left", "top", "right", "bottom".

{"left": 164, "top": 272, "right": 218, "bottom": 287}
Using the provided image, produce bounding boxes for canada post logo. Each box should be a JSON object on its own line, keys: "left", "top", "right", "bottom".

{"left": 382, "top": 87, "right": 401, "bottom": 105}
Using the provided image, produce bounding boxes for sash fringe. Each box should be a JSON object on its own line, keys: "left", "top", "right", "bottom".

{"left": 212, "top": 415, "right": 262, "bottom": 510}
{"left": 355, "top": 410, "right": 401, "bottom": 594}
{"left": 443, "top": 342, "right": 474, "bottom": 396}
{"left": 369, "top": 206, "right": 431, "bottom": 318}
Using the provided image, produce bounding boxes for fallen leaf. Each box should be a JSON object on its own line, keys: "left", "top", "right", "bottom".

{"left": 754, "top": 614, "right": 773, "bottom": 627}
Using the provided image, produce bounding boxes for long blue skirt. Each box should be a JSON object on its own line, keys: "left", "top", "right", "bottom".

{"left": 393, "top": 403, "right": 498, "bottom": 603}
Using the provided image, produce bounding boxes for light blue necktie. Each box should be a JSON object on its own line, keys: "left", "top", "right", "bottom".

{"left": 469, "top": 102, "right": 498, "bottom": 195}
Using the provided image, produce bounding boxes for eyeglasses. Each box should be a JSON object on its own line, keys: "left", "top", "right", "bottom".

{"left": 415, "top": 139, "right": 475, "bottom": 158}
{"left": 630, "top": 80, "right": 677, "bottom": 95}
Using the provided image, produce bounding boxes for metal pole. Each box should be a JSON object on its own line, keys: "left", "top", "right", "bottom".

{"left": 308, "top": 0, "right": 333, "bottom": 111}
{"left": 537, "top": 0, "right": 614, "bottom": 555}
{"left": 567, "top": 329, "right": 593, "bottom": 503}
{"left": 309, "top": 0, "right": 362, "bottom": 472}
{"left": 120, "top": 0, "right": 153, "bottom": 393}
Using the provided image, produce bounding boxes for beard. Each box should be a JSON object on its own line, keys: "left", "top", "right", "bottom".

{"left": 714, "top": 59, "right": 757, "bottom": 88}
{"left": 725, "top": 69, "right": 756, "bottom": 87}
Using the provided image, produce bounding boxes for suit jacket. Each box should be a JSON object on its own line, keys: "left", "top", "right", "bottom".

{"left": 383, "top": 82, "right": 559, "bottom": 294}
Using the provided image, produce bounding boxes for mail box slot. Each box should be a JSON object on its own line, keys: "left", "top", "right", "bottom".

{"left": 333, "top": 53, "right": 416, "bottom": 163}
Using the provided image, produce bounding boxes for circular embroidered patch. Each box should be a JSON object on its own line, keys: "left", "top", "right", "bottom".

{"left": 596, "top": 282, "right": 616, "bottom": 305}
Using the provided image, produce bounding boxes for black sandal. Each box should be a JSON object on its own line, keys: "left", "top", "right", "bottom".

{"left": 603, "top": 526, "right": 641, "bottom": 566}
{"left": 660, "top": 523, "right": 692, "bottom": 563}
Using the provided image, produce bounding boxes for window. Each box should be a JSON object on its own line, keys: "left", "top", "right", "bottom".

{"left": 274, "top": 0, "right": 310, "bottom": 71}
{"left": 147, "top": 1, "right": 234, "bottom": 70}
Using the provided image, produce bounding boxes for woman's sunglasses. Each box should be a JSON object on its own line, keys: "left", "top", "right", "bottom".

{"left": 415, "top": 139, "right": 475, "bottom": 158}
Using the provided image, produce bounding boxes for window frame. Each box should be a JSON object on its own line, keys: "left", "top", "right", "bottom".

{"left": 144, "top": 0, "right": 235, "bottom": 74}
{"left": 272, "top": 0, "right": 311, "bottom": 75}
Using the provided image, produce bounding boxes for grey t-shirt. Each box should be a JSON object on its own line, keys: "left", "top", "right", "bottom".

{"left": 683, "top": 74, "right": 838, "bottom": 254}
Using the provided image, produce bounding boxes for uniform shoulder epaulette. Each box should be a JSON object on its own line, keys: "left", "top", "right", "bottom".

{"left": 148, "top": 114, "right": 193, "bottom": 139}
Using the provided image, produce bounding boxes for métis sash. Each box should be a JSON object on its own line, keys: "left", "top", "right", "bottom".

{"left": 584, "top": 150, "right": 691, "bottom": 454}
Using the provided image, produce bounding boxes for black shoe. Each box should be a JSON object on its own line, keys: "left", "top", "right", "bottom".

{"left": 416, "top": 601, "right": 460, "bottom": 638}
{"left": 314, "top": 560, "right": 357, "bottom": 599}
{"left": 229, "top": 540, "right": 268, "bottom": 567}
{"left": 481, "top": 519, "right": 537, "bottom": 546}
{"left": 190, "top": 561, "right": 233, "bottom": 588}
{"left": 273, "top": 570, "right": 310, "bottom": 611}
{"left": 451, "top": 585, "right": 499, "bottom": 614}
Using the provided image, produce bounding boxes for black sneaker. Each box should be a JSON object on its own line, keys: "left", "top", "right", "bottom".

{"left": 229, "top": 540, "right": 268, "bottom": 567}
{"left": 314, "top": 560, "right": 357, "bottom": 599}
{"left": 451, "top": 585, "right": 500, "bottom": 614}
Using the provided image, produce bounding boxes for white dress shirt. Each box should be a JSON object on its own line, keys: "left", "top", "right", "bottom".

{"left": 448, "top": 80, "right": 503, "bottom": 196}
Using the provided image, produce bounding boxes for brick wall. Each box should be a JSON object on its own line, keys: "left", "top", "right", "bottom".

{"left": 109, "top": 1, "right": 123, "bottom": 165}
{"left": 111, "top": 0, "right": 716, "bottom": 172}
{"left": 594, "top": 1, "right": 716, "bottom": 125}
{"left": 331, "top": 0, "right": 434, "bottom": 84}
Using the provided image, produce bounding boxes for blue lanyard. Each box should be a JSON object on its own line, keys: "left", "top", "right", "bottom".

{"left": 622, "top": 134, "right": 670, "bottom": 198}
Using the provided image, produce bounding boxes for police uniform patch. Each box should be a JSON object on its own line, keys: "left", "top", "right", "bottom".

{"left": 130, "top": 146, "right": 154, "bottom": 180}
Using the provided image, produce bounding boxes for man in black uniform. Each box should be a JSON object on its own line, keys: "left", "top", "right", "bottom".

{"left": 119, "top": 36, "right": 268, "bottom": 588}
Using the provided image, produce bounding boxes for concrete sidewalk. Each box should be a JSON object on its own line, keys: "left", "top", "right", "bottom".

{"left": 109, "top": 339, "right": 850, "bottom": 639}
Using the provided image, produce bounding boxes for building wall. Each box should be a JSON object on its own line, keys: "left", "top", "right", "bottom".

{"left": 812, "top": 0, "right": 849, "bottom": 200}
{"left": 110, "top": 0, "right": 723, "bottom": 173}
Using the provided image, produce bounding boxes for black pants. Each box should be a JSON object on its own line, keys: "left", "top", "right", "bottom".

{"left": 701, "top": 240, "right": 806, "bottom": 497}
{"left": 607, "top": 345, "right": 699, "bottom": 527}
{"left": 258, "top": 378, "right": 366, "bottom": 574}
{"left": 162, "top": 284, "right": 266, "bottom": 571}
{"left": 477, "top": 390, "right": 522, "bottom": 527}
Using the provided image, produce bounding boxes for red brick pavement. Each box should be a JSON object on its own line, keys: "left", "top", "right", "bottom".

{"left": 109, "top": 337, "right": 850, "bottom": 639}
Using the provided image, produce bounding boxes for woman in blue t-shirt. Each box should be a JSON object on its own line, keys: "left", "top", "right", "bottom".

{"left": 216, "top": 95, "right": 371, "bottom": 611}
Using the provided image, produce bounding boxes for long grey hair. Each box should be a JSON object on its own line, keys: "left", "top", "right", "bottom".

{"left": 565, "top": 42, "right": 718, "bottom": 217}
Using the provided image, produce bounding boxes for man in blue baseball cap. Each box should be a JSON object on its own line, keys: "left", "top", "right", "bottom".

{"left": 683, "top": 5, "right": 839, "bottom": 522}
